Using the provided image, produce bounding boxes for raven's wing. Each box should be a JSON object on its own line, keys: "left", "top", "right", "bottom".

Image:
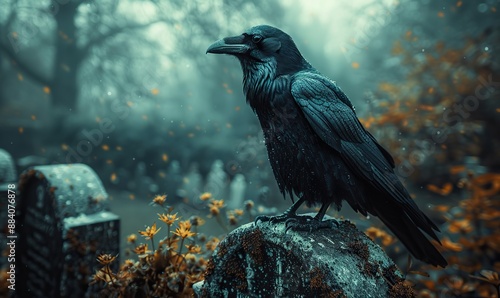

{"left": 291, "top": 72, "right": 447, "bottom": 267}
{"left": 291, "top": 72, "right": 399, "bottom": 195}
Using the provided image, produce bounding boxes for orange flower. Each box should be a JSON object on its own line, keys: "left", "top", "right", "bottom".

{"left": 199, "top": 192, "right": 212, "bottom": 201}
{"left": 92, "top": 268, "right": 116, "bottom": 284}
{"left": 158, "top": 213, "right": 179, "bottom": 226}
{"left": 208, "top": 200, "right": 225, "bottom": 216}
{"left": 178, "top": 220, "right": 192, "bottom": 231}
{"left": 244, "top": 200, "right": 254, "bottom": 210}
{"left": 152, "top": 194, "right": 167, "bottom": 206}
{"left": 210, "top": 199, "right": 225, "bottom": 208}
{"left": 185, "top": 244, "right": 202, "bottom": 254}
{"left": 121, "top": 259, "right": 135, "bottom": 271}
{"left": 96, "top": 254, "right": 118, "bottom": 266}
{"left": 139, "top": 223, "right": 161, "bottom": 240}
{"left": 234, "top": 209, "right": 244, "bottom": 216}
{"left": 134, "top": 244, "right": 150, "bottom": 255}
{"left": 173, "top": 225, "right": 195, "bottom": 239}
{"left": 127, "top": 234, "right": 137, "bottom": 243}
{"left": 210, "top": 205, "right": 220, "bottom": 216}
{"left": 190, "top": 215, "right": 206, "bottom": 227}
{"left": 228, "top": 214, "right": 238, "bottom": 225}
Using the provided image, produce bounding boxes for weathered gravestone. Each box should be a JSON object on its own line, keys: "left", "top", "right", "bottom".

{"left": 17, "top": 164, "right": 120, "bottom": 298}
{"left": 194, "top": 215, "right": 415, "bottom": 298}
{"left": 0, "top": 149, "right": 17, "bottom": 270}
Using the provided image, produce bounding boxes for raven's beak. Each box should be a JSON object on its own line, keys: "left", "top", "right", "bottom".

{"left": 206, "top": 35, "right": 249, "bottom": 55}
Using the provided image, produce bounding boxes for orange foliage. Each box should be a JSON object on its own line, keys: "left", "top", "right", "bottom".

{"left": 426, "top": 183, "right": 453, "bottom": 196}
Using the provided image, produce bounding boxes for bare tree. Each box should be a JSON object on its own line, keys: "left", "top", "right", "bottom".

{"left": 0, "top": 0, "right": 282, "bottom": 114}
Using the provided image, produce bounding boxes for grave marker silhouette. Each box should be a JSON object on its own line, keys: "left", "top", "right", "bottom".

{"left": 17, "top": 163, "right": 119, "bottom": 297}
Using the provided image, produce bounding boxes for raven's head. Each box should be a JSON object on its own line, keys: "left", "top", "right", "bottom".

{"left": 207, "top": 25, "right": 311, "bottom": 76}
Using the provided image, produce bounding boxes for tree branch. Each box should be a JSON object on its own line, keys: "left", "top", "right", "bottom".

{"left": 80, "top": 19, "right": 166, "bottom": 59}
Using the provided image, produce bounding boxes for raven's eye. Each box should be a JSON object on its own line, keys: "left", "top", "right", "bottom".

{"left": 252, "top": 35, "right": 263, "bottom": 44}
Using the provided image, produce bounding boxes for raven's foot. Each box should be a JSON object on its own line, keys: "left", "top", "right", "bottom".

{"left": 255, "top": 197, "right": 308, "bottom": 226}
{"left": 285, "top": 216, "right": 339, "bottom": 233}
{"left": 254, "top": 211, "right": 301, "bottom": 226}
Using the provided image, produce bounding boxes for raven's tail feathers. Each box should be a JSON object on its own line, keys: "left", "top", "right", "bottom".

{"left": 372, "top": 200, "right": 448, "bottom": 268}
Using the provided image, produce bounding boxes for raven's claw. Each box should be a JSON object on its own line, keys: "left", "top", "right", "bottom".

{"left": 254, "top": 212, "right": 300, "bottom": 225}
{"left": 285, "top": 216, "right": 339, "bottom": 233}
{"left": 255, "top": 212, "right": 339, "bottom": 233}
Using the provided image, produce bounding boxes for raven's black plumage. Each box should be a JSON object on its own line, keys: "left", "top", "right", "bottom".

{"left": 207, "top": 25, "right": 447, "bottom": 267}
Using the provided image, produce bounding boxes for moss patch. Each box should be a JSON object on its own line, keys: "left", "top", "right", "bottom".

{"left": 348, "top": 240, "right": 370, "bottom": 261}
{"left": 241, "top": 228, "right": 264, "bottom": 265}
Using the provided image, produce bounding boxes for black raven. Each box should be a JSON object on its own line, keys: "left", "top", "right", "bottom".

{"left": 207, "top": 25, "right": 447, "bottom": 267}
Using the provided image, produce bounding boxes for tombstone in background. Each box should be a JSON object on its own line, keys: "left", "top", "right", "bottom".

{"left": 17, "top": 155, "right": 48, "bottom": 169}
{"left": 243, "top": 167, "right": 268, "bottom": 203}
{"left": 17, "top": 163, "right": 120, "bottom": 298}
{"left": 0, "top": 149, "right": 17, "bottom": 270}
{"left": 228, "top": 174, "right": 246, "bottom": 209}
{"left": 179, "top": 163, "right": 203, "bottom": 202}
{"left": 165, "top": 160, "right": 182, "bottom": 201}
{"left": 128, "top": 162, "right": 158, "bottom": 199}
{"left": 205, "top": 160, "right": 229, "bottom": 200}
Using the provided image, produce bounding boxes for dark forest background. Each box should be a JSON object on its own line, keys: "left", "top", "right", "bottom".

{"left": 1, "top": 0, "right": 499, "bottom": 296}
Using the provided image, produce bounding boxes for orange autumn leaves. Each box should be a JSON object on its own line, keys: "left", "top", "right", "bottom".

{"left": 360, "top": 30, "right": 496, "bottom": 187}
{"left": 427, "top": 183, "right": 453, "bottom": 196}
{"left": 366, "top": 170, "right": 500, "bottom": 296}
{"left": 428, "top": 170, "right": 500, "bottom": 198}
{"left": 429, "top": 172, "right": 499, "bottom": 295}
{"left": 365, "top": 226, "right": 396, "bottom": 247}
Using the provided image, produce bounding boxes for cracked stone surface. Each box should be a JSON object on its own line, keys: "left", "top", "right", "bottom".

{"left": 194, "top": 214, "right": 413, "bottom": 298}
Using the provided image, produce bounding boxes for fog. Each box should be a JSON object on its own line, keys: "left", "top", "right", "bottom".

{"left": 1, "top": 1, "right": 499, "bottom": 288}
